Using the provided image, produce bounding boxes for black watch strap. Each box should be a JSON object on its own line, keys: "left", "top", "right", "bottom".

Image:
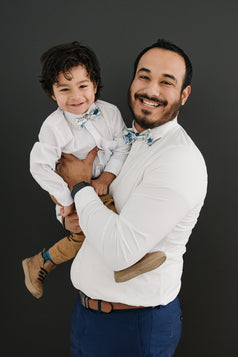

{"left": 71, "top": 181, "right": 91, "bottom": 199}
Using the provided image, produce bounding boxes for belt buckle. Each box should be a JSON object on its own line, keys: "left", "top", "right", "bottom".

{"left": 79, "top": 291, "right": 89, "bottom": 309}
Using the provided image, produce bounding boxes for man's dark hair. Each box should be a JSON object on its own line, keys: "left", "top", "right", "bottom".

{"left": 133, "top": 39, "right": 193, "bottom": 90}
{"left": 40, "top": 41, "right": 102, "bottom": 100}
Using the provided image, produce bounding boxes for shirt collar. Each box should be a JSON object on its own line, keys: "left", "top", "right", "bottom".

{"left": 132, "top": 117, "right": 178, "bottom": 142}
{"left": 63, "top": 102, "right": 97, "bottom": 125}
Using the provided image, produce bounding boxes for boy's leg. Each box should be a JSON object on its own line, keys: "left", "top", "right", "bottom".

{"left": 114, "top": 251, "right": 166, "bottom": 282}
{"left": 22, "top": 232, "right": 83, "bottom": 299}
{"left": 45, "top": 194, "right": 114, "bottom": 265}
{"left": 22, "top": 194, "right": 166, "bottom": 299}
{"left": 48, "top": 232, "right": 85, "bottom": 264}
{"left": 48, "top": 193, "right": 166, "bottom": 281}
{"left": 99, "top": 194, "right": 166, "bottom": 282}
{"left": 22, "top": 249, "right": 56, "bottom": 299}
{"left": 47, "top": 193, "right": 166, "bottom": 276}
{"left": 22, "top": 194, "right": 83, "bottom": 299}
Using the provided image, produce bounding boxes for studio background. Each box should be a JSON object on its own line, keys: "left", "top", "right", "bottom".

{"left": 1, "top": 1, "right": 237, "bottom": 356}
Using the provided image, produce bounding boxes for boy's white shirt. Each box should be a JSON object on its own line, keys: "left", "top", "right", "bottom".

{"left": 30, "top": 100, "right": 129, "bottom": 206}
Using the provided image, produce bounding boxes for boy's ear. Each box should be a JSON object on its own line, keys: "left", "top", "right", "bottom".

{"left": 94, "top": 82, "right": 98, "bottom": 94}
{"left": 52, "top": 94, "right": 56, "bottom": 101}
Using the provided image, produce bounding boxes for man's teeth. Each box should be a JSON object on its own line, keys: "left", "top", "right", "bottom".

{"left": 142, "top": 99, "right": 160, "bottom": 107}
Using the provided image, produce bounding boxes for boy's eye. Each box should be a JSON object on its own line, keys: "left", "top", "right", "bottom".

{"left": 80, "top": 85, "right": 87, "bottom": 88}
{"left": 60, "top": 88, "right": 69, "bottom": 92}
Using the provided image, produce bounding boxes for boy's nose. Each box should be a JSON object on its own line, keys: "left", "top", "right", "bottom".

{"left": 70, "top": 89, "right": 82, "bottom": 99}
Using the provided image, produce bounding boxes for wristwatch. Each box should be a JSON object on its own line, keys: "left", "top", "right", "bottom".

{"left": 71, "top": 181, "right": 91, "bottom": 199}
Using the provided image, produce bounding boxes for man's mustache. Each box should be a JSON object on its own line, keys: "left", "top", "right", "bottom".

{"left": 134, "top": 93, "right": 168, "bottom": 107}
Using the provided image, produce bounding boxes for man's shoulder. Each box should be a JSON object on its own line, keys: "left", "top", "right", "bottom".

{"left": 149, "top": 126, "right": 207, "bottom": 205}
{"left": 151, "top": 124, "right": 207, "bottom": 180}
{"left": 164, "top": 125, "right": 206, "bottom": 167}
{"left": 161, "top": 124, "right": 202, "bottom": 153}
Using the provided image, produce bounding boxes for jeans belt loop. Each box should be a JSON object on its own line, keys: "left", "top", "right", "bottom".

{"left": 98, "top": 300, "right": 101, "bottom": 312}
{"left": 84, "top": 296, "right": 89, "bottom": 309}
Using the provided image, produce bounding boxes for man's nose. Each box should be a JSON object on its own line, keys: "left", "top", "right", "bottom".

{"left": 146, "top": 81, "right": 160, "bottom": 97}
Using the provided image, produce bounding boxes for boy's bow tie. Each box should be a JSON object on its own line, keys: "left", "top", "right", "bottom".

{"left": 75, "top": 107, "right": 101, "bottom": 128}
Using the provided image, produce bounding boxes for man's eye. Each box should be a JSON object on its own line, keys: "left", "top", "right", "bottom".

{"left": 161, "top": 81, "right": 172, "bottom": 86}
{"left": 139, "top": 75, "right": 149, "bottom": 80}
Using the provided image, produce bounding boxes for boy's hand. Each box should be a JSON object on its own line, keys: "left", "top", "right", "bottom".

{"left": 92, "top": 171, "right": 116, "bottom": 195}
{"left": 64, "top": 209, "right": 82, "bottom": 233}
{"left": 57, "top": 203, "right": 75, "bottom": 217}
{"left": 92, "top": 180, "right": 108, "bottom": 195}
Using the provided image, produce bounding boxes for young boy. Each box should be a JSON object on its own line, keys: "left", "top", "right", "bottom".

{"left": 22, "top": 42, "right": 166, "bottom": 299}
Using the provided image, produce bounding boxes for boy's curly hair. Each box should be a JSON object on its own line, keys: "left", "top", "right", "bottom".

{"left": 40, "top": 41, "right": 103, "bottom": 100}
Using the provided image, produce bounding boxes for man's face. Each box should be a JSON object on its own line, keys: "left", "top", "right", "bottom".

{"left": 129, "top": 48, "right": 191, "bottom": 132}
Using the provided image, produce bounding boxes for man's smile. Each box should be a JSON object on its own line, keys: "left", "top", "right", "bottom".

{"left": 135, "top": 94, "right": 167, "bottom": 111}
{"left": 139, "top": 97, "right": 161, "bottom": 108}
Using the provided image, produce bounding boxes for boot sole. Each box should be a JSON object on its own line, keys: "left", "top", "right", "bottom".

{"left": 114, "top": 251, "right": 166, "bottom": 283}
{"left": 22, "top": 259, "right": 42, "bottom": 299}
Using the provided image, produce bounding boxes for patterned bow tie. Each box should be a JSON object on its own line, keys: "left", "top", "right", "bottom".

{"left": 123, "top": 128, "right": 153, "bottom": 146}
{"left": 75, "top": 107, "right": 101, "bottom": 128}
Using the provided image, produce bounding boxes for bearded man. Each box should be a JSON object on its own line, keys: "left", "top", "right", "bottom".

{"left": 58, "top": 39, "right": 207, "bottom": 357}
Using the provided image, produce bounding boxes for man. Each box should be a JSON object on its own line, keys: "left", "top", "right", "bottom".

{"left": 58, "top": 39, "right": 207, "bottom": 357}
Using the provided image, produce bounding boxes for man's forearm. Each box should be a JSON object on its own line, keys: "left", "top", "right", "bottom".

{"left": 73, "top": 185, "right": 189, "bottom": 271}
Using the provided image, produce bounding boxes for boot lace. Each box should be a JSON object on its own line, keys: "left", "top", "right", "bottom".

{"left": 37, "top": 267, "right": 48, "bottom": 283}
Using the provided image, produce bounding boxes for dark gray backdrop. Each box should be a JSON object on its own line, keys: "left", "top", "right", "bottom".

{"left": 1, "top": 0, "right": 237, "bottom": 356}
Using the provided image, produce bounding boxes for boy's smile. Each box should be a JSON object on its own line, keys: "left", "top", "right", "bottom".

{"left": 52, "top": 65, "right": 97, "bottom": 115}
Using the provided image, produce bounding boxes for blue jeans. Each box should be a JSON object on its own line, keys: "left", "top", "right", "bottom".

{"left": 70, "top": 295, "right": 182, "bottom": 357}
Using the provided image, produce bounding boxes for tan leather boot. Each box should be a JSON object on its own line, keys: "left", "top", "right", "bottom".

{"left": 22, "top": 249, "right": 56, "bottom": 299}
{"left": 114, "top": 251, "right": 166, "bottom": 283}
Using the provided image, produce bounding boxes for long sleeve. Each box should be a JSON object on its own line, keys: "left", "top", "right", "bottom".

{"left": 30, "top": 110, "right": 74, "bottom": 206}
{"left": 70, "top": 119, "right": 207, "bottom": 306}
{"left": 103, "top": 108, "right": 129, "bottom": 175}
{"left": 74, "top": 187, "right": 189, "bottom": 271}
{"left": 93, "top": 100, "right": 129, "bottom": 176}
{"left": 74, "top": 144, "right": 207, "bottom": 271}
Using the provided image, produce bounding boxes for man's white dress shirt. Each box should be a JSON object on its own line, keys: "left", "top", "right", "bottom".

{"left": 71, "top": 117, "right": 208, "bottom": 307}
{"left": 30, "top": 100, "right": 128, "bottom": 206}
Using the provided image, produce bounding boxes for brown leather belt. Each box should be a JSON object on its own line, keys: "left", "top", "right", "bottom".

{"left": 79, "top": 291, "right": 145, "bottom": 313}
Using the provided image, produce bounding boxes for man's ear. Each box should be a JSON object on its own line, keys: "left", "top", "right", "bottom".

{"left": 181, "top": 85, "right": 191, "bottom": 105}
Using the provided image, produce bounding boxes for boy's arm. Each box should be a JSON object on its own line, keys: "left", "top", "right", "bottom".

{"left": 102, "top": 106, "right": 130, "bottom": 176}
{"left": 30, "top": 113, "right": 74, "bottom": 207}
{"left": 92, "top": 171, "right": 116, "bottom": 195}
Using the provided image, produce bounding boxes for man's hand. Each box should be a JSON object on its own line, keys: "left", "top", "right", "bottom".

{"left": 57, "top": 147, "right": 98, "bottom": 190}
{"left": 64, "top": 209, "right": 82, "bottom": 233}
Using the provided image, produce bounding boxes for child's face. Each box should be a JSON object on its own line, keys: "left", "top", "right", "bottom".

{"left": 52, "top": 65, "right": 97, "bottom": 115}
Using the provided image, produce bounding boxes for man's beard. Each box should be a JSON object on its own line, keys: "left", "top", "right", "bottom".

{"left": 128, "top": 90, "right": 182, "bottom": 130}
